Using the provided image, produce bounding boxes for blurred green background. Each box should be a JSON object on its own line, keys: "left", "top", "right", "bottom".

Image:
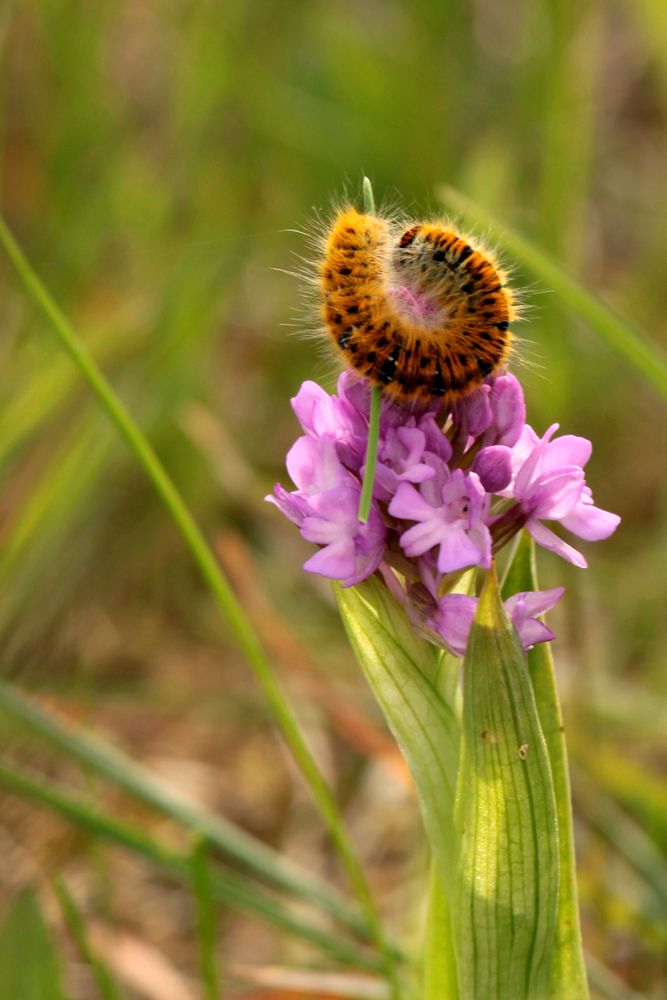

{"left": 0, "top": 1, "right": 665, "bottom": 997}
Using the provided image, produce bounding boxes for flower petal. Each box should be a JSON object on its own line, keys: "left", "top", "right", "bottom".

{"left": 265, "top": 486, "right": 311, "bottom": 526}
{"left": 541, "top": 434, "right": 592, "bottom": 473}
{"left": 528, "top": 520, "right": 588, "bottom": 568}
{"left": 286, "top": 434, "right": 347, "bottom": 495}
{"left": 504, "top": 587, "right": 565, "bottom": 620}
{"left": 530, "top": 468, "right": 584, "bottom": 519}
{"left": 560, "top": 492, "right": 621, "bottom": 541}
{"left": 303, "top": 540, "right": 356, "bottom": 580}
{"left": 388, "top": 482, "right": 438, "bottom": 522}
{"left": 436, "top": 526, "right": 487, "bottom": 573}
{"left": 517, "top": 618, "right": 555, "bottom": 650}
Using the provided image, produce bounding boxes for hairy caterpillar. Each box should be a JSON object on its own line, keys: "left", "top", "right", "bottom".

{"left": 320, "top": 207, "right": 516, "bottom": 405}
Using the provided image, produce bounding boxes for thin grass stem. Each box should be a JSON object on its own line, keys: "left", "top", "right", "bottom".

{"left": 0, "top": 212, "right": 397, "bottom": 983}
{"left": 53, "top": 877, "right": 126, "bottom": 1000}
{"left": 191, "top": 839, "right": 222, "bottom": 1000}
{"left": 358, "top": 177, "right": 382, "bottom": 525}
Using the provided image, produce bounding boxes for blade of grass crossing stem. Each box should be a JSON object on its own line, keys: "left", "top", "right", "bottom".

{"left": 438, "top": 185, "right": 667, "bottom": 399}
{"left": 191, "top": 839, "right": 222, "bottom": 1000}
{"left": 0, "top": 214, "right": 395, "bottom": 979}
{"left": 0, "top": 678, "right": 368, "bottom": 939}
{"left": 358, "top": 175, "right": 381, "bottom": 524}
{"left": 453, "top": 565, "right": 559, "bottom": 1000}
{"left": 0, "top": 760, "right": 386, "bottom": 974}
{"left": 53, "top": 877, "right": 126, "bottom": 1000}
{"left": 502, "top": 531, "right": 589, "bottom": 999}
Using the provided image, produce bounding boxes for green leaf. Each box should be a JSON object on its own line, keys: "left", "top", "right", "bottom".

{"left": 335, "top": 577, "right": 460, "bottom": 992}
{"left": 453, "top": 565, "right": 559, "bottom": 1000}
{"left": 0, "top": 890, "right": 70, "bottom": 1000}
{"left": 336, "top": 578, "right": 460, "bottom": 884}
{"left": 503, "top": 532, "right": 590, "bottom": 999}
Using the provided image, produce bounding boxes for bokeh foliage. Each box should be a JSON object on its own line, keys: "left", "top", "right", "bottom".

{"left": 0, "top": 1, "right": 665, "bottom": 997}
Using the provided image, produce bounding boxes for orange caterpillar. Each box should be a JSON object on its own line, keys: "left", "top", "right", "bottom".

{"left": 320, "top": 207, "right": 515, "bottom": 405}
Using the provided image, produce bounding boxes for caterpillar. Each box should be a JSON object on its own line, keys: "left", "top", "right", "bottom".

{"left": 320, "top": 207, "right": 516, "bottom": 406}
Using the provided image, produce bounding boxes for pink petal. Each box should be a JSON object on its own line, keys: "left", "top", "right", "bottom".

{"left": 517, "top": 618, "right": 555, "bottom": 650}
{"left": 286, "top": 435, "right": 345, "bottom": 495}
{"left": 436, "top": 527, "right": 486, "bottom": 573}
{"left": 301, "top": 516, "right": 343, "bottom": 546}
{"left": 531, "top": 468, "right": 584, "bottom": 519}
{"left": 541, "top": 434, "right": 592, "bottom": 472}
{"left": 560, "top": 498, "right": 621, "bottom": 541}
{"left": 388, "top": 482, "right": 437, "bottom": 522}
{"left": 400, "top": 518, "right": 448, "bottom": 557}
{"left": 528, "top": 520, "right": 588, "bottom": 568}
{"left": 303, "top": 540, "right": 355, "bottom": 580}
{"left": 504, "top": 587, "right": 565, "bottom": 620}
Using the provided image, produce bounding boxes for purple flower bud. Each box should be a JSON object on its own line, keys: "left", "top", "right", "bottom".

{"left": 453, "top": 385, "right": 493, "bottom": 441}
{"left": 488, "top": 373, "right": 525, "bottom": 447}
{"left": 472, "top": 445, "right": 513, "bottom": 493}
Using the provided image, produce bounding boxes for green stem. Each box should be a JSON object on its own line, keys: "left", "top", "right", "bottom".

{"left": 358, "top": 176, "right": 382, "bottom": 525}
{"left": 53, "top": 877, "right": 126, "bottom": 1000}
{"left": 358, "top": 385, "right": 382, "bottom": 523}
{"left": 0, "top": 213, "right": 396, "bottom": 981}
{"left": 191, "top": 840, "right": 222, "bottom": 1000}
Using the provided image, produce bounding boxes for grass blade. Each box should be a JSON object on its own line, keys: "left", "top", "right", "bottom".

{"left": 438, "top": 185, "right": 667, "bottom": 400}
{"left": 53, "top": 877, "right": 126, "bottom": 1000}
{"left": 0, "top": 214, "right": 390, "bottom": 970}
{"left": 0, "top": 678, "right": 367, "bottom": 937}
{"left": 190, "top": 839, "right": 222, "bottom": 1000}
{"left": 336, "top": 576, "right": 460, "bottom": 997}
{"left": 0, "top": 759, "right": 386, "bottom": 974}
